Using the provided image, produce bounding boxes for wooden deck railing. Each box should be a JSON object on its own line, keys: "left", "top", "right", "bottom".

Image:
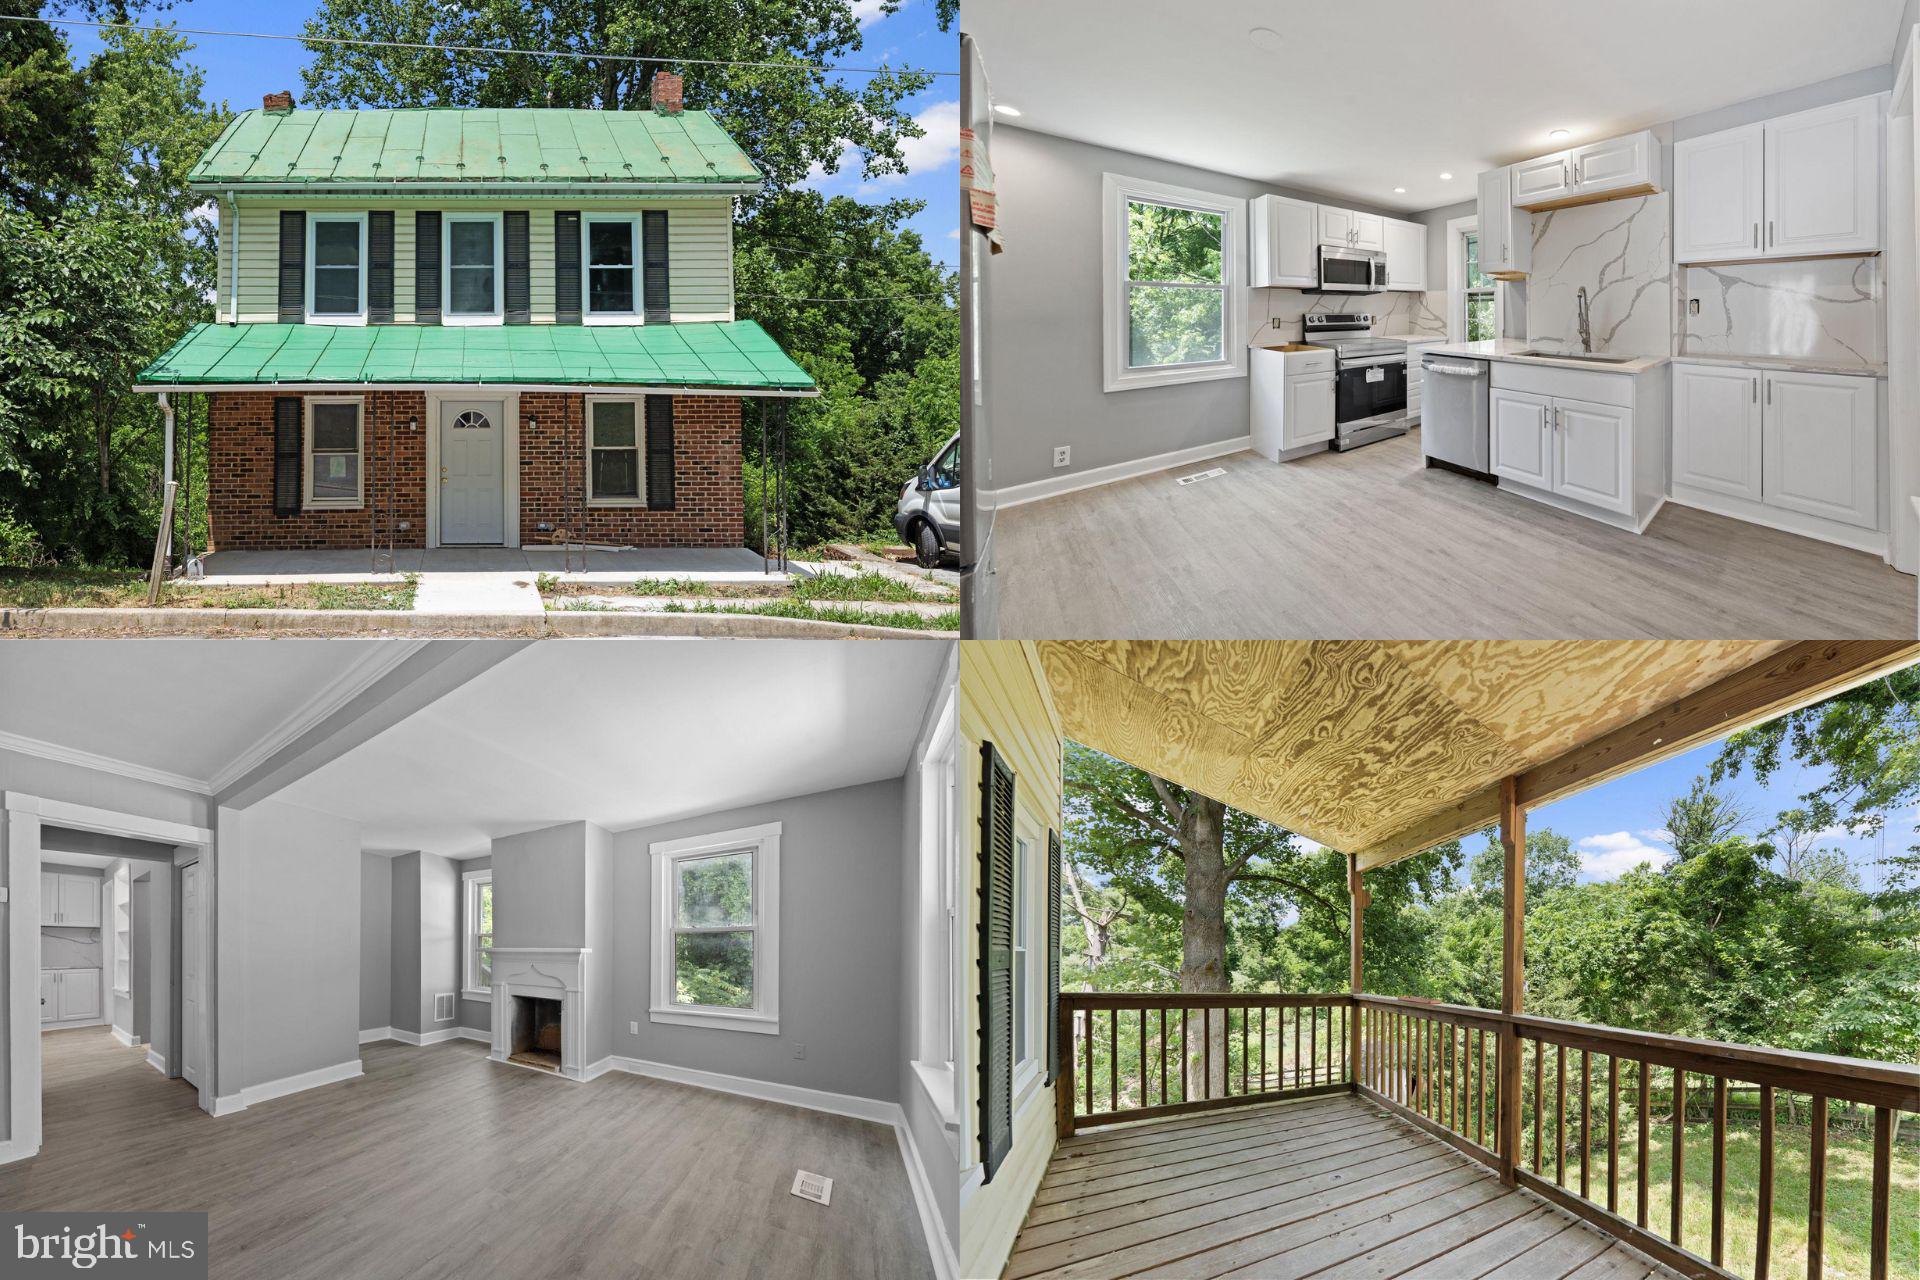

{"left": 1059, "top": 991, "right": 1919, "bottom": 1280}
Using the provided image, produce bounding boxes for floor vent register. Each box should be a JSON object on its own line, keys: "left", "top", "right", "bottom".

{"left": 789, "top": 1171, "right": 834, "bottom": 1205}
{"left": 1176, "top": 468, "right": 1227, "bottom": 486}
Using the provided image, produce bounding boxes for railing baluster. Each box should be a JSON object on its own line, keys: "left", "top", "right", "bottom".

{"left": 1109, "top": 1008, "right": 1118, "bottom": 1113}
{"left": 1179, "top": 1007, "right": 1188, "bottom": 1104}
{"left": 1533, "top": 1039, "right": 1544, "bottom": 1173}
{"left": 1159, "top": 1007, "right": 1168, "bottom": 1106}
{"left": 1294, "top": 1004, "right": 1302, "bottom": 1089}
{"left": 1201, "top": 1007, "right": 1211, "bottom": 1103}
{"left": 1556, "top": 1042, "right": 1568, "bottom": 1187}
{"left": 1580, "top": 1048, "right": 1591, "bottom": 1199}
{"left": 1758, "top": 1084, "right": 1773, "bottom": 1280}
{"left": 1241, "top": 1004, "right": 1249, "bottom": 1096}
{"left": 1139, "top": 1007, "right": 1148, "bottom": 1107}
{"left": 1711, "top": 1074, "right": 1727, "bottom": 1267}
{"left": 1259, "top": 1004, "right": 1267, "bottom": 1093}
{"left": 1637, "top": 1061, "right": 1650, "bottom": 1229}
{"left": 1083, "top": 1007, "right": 1093, "bottom": 1117}
{"left": 1809, "top": 1094, "right": 1827, "bottom": 1280}
{"left": 1870, "top": 1105, "right": 1891, "bottom": 1280}
{"left": 1308, "top": 1003, "right": 1317, "bottom": 1087}
{"left": 1672, "top": 1067, "right": 1687, "bottom": 1247}
{"left": 1478, "top": 1028, "right": 1488, "bottom": 1145}
{"left": 1340, "top": 1003, "right": 1347, "bottom": 1083}
{"left": 1607, "top": 1054, "right": 1619, "bottom": 1213}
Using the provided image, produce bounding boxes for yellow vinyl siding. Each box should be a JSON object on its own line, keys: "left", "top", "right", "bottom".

{"left": 223, "top": 195, "right": 735, "bottom": 325}
{"left": 960, "top": 640, "right": 1065, "bottom": 1280}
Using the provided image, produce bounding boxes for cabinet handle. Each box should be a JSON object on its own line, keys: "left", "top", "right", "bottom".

{"left": 1562, "top": 160, "right": 1569, "bottom": 189}
{"left": 1767, "top": 221, "right": 1774, "bottom": 248}
{"left": 1766, "top": 378, "right": 1772, "bottom": 405}
{"left": 1752, "top": 223, "right": 1758, "bottom": 249}
{"left": 1751, "top": 378, "right": 1757, "bottom": 404}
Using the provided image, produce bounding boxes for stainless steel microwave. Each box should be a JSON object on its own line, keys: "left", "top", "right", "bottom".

{"left": 1314, "top": 244, "right": 1387, "bottom": 293}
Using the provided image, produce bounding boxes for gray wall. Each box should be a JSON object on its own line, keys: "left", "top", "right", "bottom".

{"left": 493, "top": 822, "right": 590, "bottom": 950}
{"left": 359, "top": 852, "right": 391, "bottom": 1032}
{"left": 388, "top": 853, "right": 421, "bottom": 1035}
{"left": 130, "top": 874, "right": 152, "bottom": 1045}
{"left": 611, "top": 778, "right": 906, "bottom": 1102}
{"left": 418, "top": 852, "right": 457, "bottom": 1035}
{"left": 1669, "top": 64, "right": 1894, "bottom": 143}
{"left": 454, "top": 854, "right": 491, "bottom": 1034}
{"left": 1417, "top": 199, "right": 1477, "bottom": 302}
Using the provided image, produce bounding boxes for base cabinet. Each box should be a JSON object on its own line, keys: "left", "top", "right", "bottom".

{"left": 1493, "top": 387, "right": 1635, "bottom": 516}
{"left": 1251, "top": 346, "right": 1337, "bottom": 460}
{"left": 1489, "top": 389, "right": 1553, "bottom": 488}
{"left": 1672, "top": 363, "right": 1764, "bottom": 500}
{"left": 42, "top": 968, "right": 102, "bottom": 1025}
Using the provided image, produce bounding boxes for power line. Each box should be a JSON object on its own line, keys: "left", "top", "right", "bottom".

{"left": 739, "top": 291, "right": 952, "bottom": 303}
{"left": 3, "top": 13, "right": 959, "bottom": 78}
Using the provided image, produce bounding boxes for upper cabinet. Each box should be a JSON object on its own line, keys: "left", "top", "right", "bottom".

{"left": 1250, "top": 194, "right": 1319, "bottom": 288}
{"left": 1676, "top": 93, "right": 1884, "bottom": 262}
{"left": 1383, "top": 218, "right": 1427, "bottom": 292}
{"left": 1509, "top": 130, "right": 1659, "bottom": 211}
{"left": 1317, "top": 206, "right": 1383, "bottom": 251}
{"left": 1477, "top": 166, "right": 1531, "bottom": 278}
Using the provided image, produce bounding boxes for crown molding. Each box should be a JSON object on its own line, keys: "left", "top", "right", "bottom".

{"left": 0, "top": 730, "right": 211, "bottom": 796}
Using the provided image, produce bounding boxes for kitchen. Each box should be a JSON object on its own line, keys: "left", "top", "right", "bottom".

{"left": 963, "top": 0, "right": 1919, "bottom": 639}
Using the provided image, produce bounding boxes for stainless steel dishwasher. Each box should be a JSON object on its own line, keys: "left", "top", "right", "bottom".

{"left": 1420, "top": 355, "right": 1491, "bottom": 480}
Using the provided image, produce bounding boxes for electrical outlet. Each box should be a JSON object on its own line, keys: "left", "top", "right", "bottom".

{"left": 793, "top": 1043, "right": 807, "bottom": 1060}
{"left": 629, "top": 1020, "right": 639, "bottom": 1036}
{"left": 1688, "top": 298, "right": 1700, "bottom": 316}
{"left": 1053, "top": 445, "right": 1071, "bottom": 468}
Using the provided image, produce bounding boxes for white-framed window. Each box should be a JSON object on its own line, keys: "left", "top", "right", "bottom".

{"left": 304, "top": 397, "right": 364, "bottom": 509}
{"left": 443, "top": 212, "right": 503, "bottom": 324}
{"left": 583, "top": 213, "right": 642, "bottom": 323}
{"left": 585, "top": 396, "right": 647, "bottom": 505}
{"left": 1102, "top": 173, "right": 1246, "bottom": 393}
{"left": 910, "top": 682, "right": 961, "bottom": 1137}
{"left": 649, "top": 821, "right": 780, "bottom": 1035}
{"left": 462, "top": 868, "right": 493, "bottom": 1000}
{"left": 306, "top": 212, "right": 367, "bottom": 324}
{"left": 1447, "top": 215, "right": 1504, "bottom": 343}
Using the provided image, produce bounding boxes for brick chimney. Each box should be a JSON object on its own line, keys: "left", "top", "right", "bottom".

{"left": 262, "top": 90, "right": 296, "bottom": 114}
{"left": 649, "top": 71, "right": 683, "bottom": 116}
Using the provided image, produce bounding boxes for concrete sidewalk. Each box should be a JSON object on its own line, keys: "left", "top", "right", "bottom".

{"left": 411, "top": 572, "right": 545, "bottom": 616}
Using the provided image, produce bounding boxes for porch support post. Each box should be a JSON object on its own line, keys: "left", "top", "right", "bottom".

{"left": 1497, "top": 774, "right": 1526, "bottom": 1185}
{"left": 1348, "top": 853, "right": 1366, "bottom": 1087}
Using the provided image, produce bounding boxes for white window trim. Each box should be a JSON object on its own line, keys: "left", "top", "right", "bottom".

{"left": 442, "top": 211, "right": 505, "bottom": 326}
{"left": 1011, "top": 810, "right": 1045, "bottom": 1111}
{"left": 584, "top": 394, "right": 648, "bottom": 507}
{"left": 582, "top": 212, "right": 644, "bottom": 325}
{"left": 1447, "top": 214, "right": 1506, "bottom": 344}
{"left": 1101, "top": 172, "right": 1247, "bottom": 393}
{"left": 303, "top": 396, "right": 365, "bottom": 510}
{"left": 649, "top": 821, "right": 780, "bottom": 1035}
{"left": 304, "top": 211, "right": 367, "bottom": 326}
{"left": 462, "top": 868, "right": 492, "bottom": 1002}
{"left": 911, "top": 682, "right": 962, "bottom": 1137}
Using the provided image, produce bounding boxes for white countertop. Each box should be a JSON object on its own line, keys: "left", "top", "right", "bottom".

{"left": 1419, "top": 339, "right": 1669, "bottom": 374}
{"left": 1382, "top": 333, "right": 1449, "bottom": 346}
{"left": 1672, "top": 351, "right": 1886, "bottom": 378}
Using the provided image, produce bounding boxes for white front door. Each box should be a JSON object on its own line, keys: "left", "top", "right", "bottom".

{"left": 440, "top": 399, "right": 506, "bottom": 545}
{"left": 181, "top": 861, "right": 202, "bottom": 1088}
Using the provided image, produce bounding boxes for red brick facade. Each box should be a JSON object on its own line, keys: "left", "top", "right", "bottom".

{"left": 205, "top": 390, "right": 742, "bottom": 552}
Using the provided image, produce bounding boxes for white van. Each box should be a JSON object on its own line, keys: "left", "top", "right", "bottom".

{"left": 893, "top": 432, "right": 961, "bottom": 568}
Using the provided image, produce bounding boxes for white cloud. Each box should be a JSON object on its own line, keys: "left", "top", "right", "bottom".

{"left": 1577, "top": 831, "right": 1673, "bottom": 880}
{"left": 946, "top": 227, "right": 960, "bottom": 239}
{"left": 862, "top": 99, "right": 961, "bottom": 187}
{"left": 850, "top": 0, "right": 893, "bottom": 27}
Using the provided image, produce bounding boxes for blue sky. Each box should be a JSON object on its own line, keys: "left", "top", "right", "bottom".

{"left": 60, "top": 0, "right": 959, "bottom": 270}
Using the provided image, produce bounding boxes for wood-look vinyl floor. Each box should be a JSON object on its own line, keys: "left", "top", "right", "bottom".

{"left": 3, "top": 1026, "right": 933, "bottom": 1280}
{"left": 1003, "top": 1094, "right": 1684, "bottom": 1280}
{"left": 991, "top": 433, "right": 1916, "bottom": 639}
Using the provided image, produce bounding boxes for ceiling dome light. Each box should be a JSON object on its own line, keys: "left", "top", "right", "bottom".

{"left": 1549, "top": 128, "right": 1570, "bottom": 141}
{"left": 993, "top": 103, "right": 1022, "bottom": 118}
{"left": 1439, "top": 172, "right": 1453, "bottom": 181}
{"left": 1394, "top": 187, "right": 1406, "bottom": 194}
{"left": 1248, "top": 26, "right": 1284, "bottom": 52}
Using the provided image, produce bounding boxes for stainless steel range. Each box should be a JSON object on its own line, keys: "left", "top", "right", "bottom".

{"left": 1302, "top": 313, "right": 1409, "bottom": 452}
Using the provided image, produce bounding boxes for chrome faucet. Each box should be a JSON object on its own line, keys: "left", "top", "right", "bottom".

{"left": 1576, "top": 287, "right": 1593, "bottom": 354}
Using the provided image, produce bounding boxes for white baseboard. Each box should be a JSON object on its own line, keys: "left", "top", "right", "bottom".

{"left": 41, "top": 1018, "right": 109, "bottom": 1033}
{"left": 0, "top": 1140, "right": 39, "bottom": 1167}
{"left": 605, "top": 1055, "right": 898, "bottom": 1126}
{"left": 110, "top": 1026, "right": 141, "bottom": 1048}
{"left": 235, "top": 1059, "right": 365, "bottom": 1110}
{"left": 986, "top": 436, "right": 1252, "bottom": 509}
{"left": 1635, "top": 495, "right": 1667, "bottom": 535}
{"left": 210, "top": 1094, "right": 244, "bottom": 1117}
{"left": 388, "top": 1025, "right": 466, "bottom": 1047}
{"left": 358, "top": 1026, "right": 392, "bottom": 1044}
{"left": 146, "top": 1049, "right": 167, "bottom": 1075}
{"left": 582, "top": 1055, "right": 616, "bottom": 1082}
{"left": 895, "top": 1110, "right": 959, "bottom": 1280}
{"left": 1667, "top": 486, "right": 1887, "bottom": 555}
{"left": 457, "top": 1027, "right": 489, "bottom": 1043}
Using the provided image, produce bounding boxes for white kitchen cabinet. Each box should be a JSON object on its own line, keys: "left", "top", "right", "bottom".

{"left": 1512, "top": 152, "right": 1574, "bottom": 206}
{"left": 40, "top": 971, "right": 56, "bottom": 1025}
{"left": 1476, "top": 166, "right": 1531, "bottom": 277}
{"left": 1250, "top": 345, "right": 1337, "bottom": 460}
{"left": 1763, "top": 369, "right": 1879, "bottom": 529}
{"left": 1350, "top": 212, "right": 1384, "bottom": 252}
{"left": 1384, "top": 218, "right": 1427, "bottom": 291}
{"left": 1765, "top": 95, "right": 1882, "bottom": 258}
{"left": 1568, "top": 131, "right": 1657, "bottom": 199}
{"left": 40, "top": 870, "right": 101, "bottom": 927}
{"left": 1317, "top": 205, "right": 1356, "bottom": 247}
{"left": 1672, "top": 363, "right": 1764, "bottom": 500}
{"left": 1286, "top": 374, "right": 1336, "bottom": 449}
{"left": 41, "top": 969, "right": 102, "bottom": 1026}
{"left": 1490, "top": 389, "right": 1553, "bottom": 488}
{"left": 1674, "top": 125, "right": 1765, "bottom": 262}
{"left": 1553, "top": 399, "right": 1635, "bottom": 515}
{"left": 1250, "top": 194, "right": 1319, "bottom": 288}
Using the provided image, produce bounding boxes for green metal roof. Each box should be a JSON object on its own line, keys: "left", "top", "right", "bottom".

{"left": 189, "top": 108, "right": 762, "bottom": 189}
{"left": 135, "top": 322, "right": 815, "bottom": 392}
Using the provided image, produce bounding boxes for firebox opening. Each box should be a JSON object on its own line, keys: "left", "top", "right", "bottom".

{"left": 510, "top": 995, "right": 563, "bottom": 1073}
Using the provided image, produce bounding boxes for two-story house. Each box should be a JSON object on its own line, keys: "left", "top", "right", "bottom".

{"left": 134, "top": 77, "right": 814, "bottom": 553}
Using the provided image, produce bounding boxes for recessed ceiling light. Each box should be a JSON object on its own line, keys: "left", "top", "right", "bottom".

{"left": 1439, "top": 172, "right": 1454, "bottom": 181}
{"left": 1394, "top": 187, "right": 1406, "bottom": 194}
{"left": 1549, "top": 128, "right": 1570, "bottom": 141}
{"left": 993, "top": 103, "right": 1021, "bottom": 118}
{"left": 1248, "top": 26, "right": 1284, "bottom": 52}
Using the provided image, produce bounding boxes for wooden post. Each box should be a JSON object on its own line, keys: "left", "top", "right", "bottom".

{"left": 1054, "top": 999, "right": 1076, "bottom": 1139}
{"left": 1497, "top": 775, "right": 1525, "bottom": 1186}
{"left": 1348, "top": 853, "right": 1366, "bottom": 1086}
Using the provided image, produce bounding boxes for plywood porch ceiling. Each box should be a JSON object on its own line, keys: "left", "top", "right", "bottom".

{"left": 1037, "top": 641, "right": 1796, "bottom": 867}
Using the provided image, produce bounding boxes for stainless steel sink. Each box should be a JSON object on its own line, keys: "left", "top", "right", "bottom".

{"left": 1516, "top": 350, "right": 1635, "bottom": 364}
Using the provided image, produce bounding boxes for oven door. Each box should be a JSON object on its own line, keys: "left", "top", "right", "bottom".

{"left": 1335, "top": 359, "right": 1408, "bottom": 422}
{"left": 1317, "top": 246, "right": 1379, "bottom": 293}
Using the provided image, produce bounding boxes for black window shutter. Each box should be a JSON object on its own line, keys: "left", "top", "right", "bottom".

{"left": 504, "top": 210, "right": 530, "bottom": 324}
{"left": 1046, "top": 827, "right": 1061, "bottom": 1086}
{"left": 272, "top": 397, "right": 302, "bottom": 516}
{"left": 645, "top": 396, "right": 676, "bottom": 510}
{"left": 977, "top": 740, "right": 1017, "bottom": 1183}
{"left": 277, "top": 211, "right": 305, "bottom": 322}
{"left": 367, "top": 211, "right": 394, "bottom": 323}
{"left": 642, "top": 209, "right": 670, "bottom": 323}
{"left": 414, "top": 211, "right": 441, "bottom": 324}
{"left": 555, "top": 211, "right": 581, "bottom": 323}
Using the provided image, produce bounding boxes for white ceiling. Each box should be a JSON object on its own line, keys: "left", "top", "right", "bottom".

{"left": 270, "top": 640, "right": 951, "bottom": 857}
{"left": 965, "top": 0, "right": 1905, "bottom": 214}
{"left": 0, "top": 641, "right": 402, "bottom": 786}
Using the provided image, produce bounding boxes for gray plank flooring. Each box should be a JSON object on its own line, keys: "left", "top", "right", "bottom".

{"left": 3, "top": 1026, "right": 932, "bottom": 1280}
{"left": 1003, "top": 1094, "right": 1682, "bottom": 1280}
{"left": 990, "top": 433, "right": 1916, "bottom": 639}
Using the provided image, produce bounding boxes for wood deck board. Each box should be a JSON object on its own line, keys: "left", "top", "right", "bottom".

{"left": 1004, "top": 1094, "right": 1689, "bottom": 1280}
{"left": 991, "top": 434, "right": 1915, "bottom": 640}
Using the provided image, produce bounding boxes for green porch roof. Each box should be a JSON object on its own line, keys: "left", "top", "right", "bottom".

{"left": 135, "top": 322, "right": 815, "bottom": 392}
{"left": 189, "top": 108, "right": 762, "bottom": 189}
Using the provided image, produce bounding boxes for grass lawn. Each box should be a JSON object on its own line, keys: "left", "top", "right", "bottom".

{"left": 539, "top": 569, "right": 952, "bottom": 604}
{"left": 662, "top": 597, "right": 960, "bottom": 632}
{"left": 0, "top": 568, "right": 418, "bottom": 610}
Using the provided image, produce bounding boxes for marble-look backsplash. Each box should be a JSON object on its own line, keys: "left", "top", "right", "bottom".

{"left": 1681, "top": 257, "right": 1882, "bottom": 369}
{"left": 1526, "top": 193, "right": 1672, "bottom": 357}
{"left": 43, "top": 927, "right": 102, "bottom": 968}
{"left": 1250, "top": 288, "right": 1447, "bottom": 344}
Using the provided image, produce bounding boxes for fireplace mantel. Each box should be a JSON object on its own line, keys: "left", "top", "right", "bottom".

{"left": 489, "top": 947, "right": 592, "bottom": 1080}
